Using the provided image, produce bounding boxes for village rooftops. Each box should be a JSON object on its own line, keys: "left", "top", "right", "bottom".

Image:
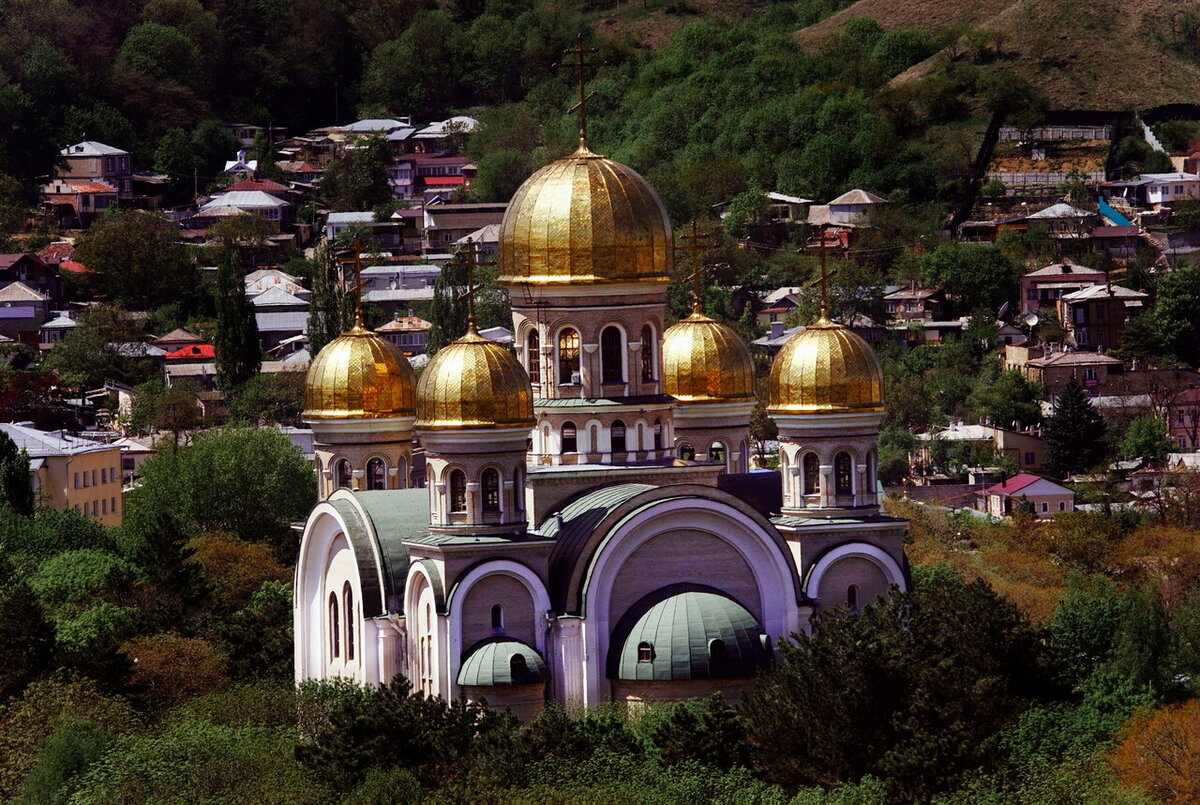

{"left": 341, "top": 118, "right": 411, "bottom": 133}
{"left": 375, "top": 314, "right": 432, "bottom": 334}
{"left": 0, "top": 422, "right": 115, "bottom": 457}
{"left": 249, "top": 286, "right": 309, "bottom": 308}
{"left": 414, "top": 116, "right": 480, "bottom": 137}
{"left": 165, "top": 344, "right": 216, "bottom": 360}
{"left": 226, "top": 177, "right": 289, "bottom": 194}
{"left": 0, "top": 282, "right": 48, "bottom": 303}
{"left": 61, "top": 141, "right": 128, "bottom": 157}
{"left": 153, "top": 328, "right": 204, "bottom": 347}
{"left": 1060, "top": 284, "right": 1148, "bottom": 302}
{"left": 985, "top": 473, "right": 1072, "bottom": 497}
{"left": 1026, "top": 350, "right": 1124, "bottom": 367}
{"left": 200, "top": 191, "right": 289, "bottom": 210}
{"left": 883, "top": 287, "right": 940, "bottom": 300}
{"left": 1027, "top": 203, "right": 1094, "bottom": 219}
{"left": 1023, "top": 261, "right": 1104, "bottom": 277}
{"left": 828, "top": 188, "right": 888, "bottom": 206}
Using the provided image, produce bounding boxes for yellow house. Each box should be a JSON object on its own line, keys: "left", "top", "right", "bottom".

{"left": 2, "top": 422, "right": 124, "bottom": 526}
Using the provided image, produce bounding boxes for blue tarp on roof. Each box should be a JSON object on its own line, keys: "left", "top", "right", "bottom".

{"left": 1098, "top": 197, "right": 1133, "bottom": 227}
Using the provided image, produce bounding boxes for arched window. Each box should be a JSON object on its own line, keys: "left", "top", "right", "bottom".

{"left": 343, "top": 582, "right": 355, "bottom": 661}
{"left": 335, "top": 459, "right": 353, "bottom": 489}
{"left": 527, "top": 330, "right": 540, "bottom": 384}
{"left": 328, "top": 593, "right": 340, "bottom": 660}
{"left": 448, "top": 469, "right": 466, "bottom": 513}
{"left": 481, "top": 468, "right": 500, "bottom": 513}
{"left": 491, "top": 604, "right": 503, "bottom": 632}
{"left": 709, "top": 443, "right": 726, "bottom": 466}
{"left": 637, "top": 641, "right": 655, "bottom": 663}
{"left": 679, "top": 443, "right": 695, "bottom": 461}
{"left": 653, "top": 418, "right": 662, "bottom": 451}
{"left": 398, "top": 457, "right": 409, "bottom": 490}
{"left": 847, "top": 584, "right": 860, "bottom": 613}
{"left": 611, "top": 420, "right": 627, "bottom": 453}
{"left": 601, "top": 326, "right": 624, "bottom": 383}
{"left": 835, "top": 451, "right": 853, "bottom": 496}
{"left": 557, "top": 328, "right": 580, "bottom": 384}
{"left": 640, "top": 324, "right": 655, "bottom": 381}
{"left": 802, "top": 453, "right": 819, "bottom": 496}
{"left": 708, "top": 638, "right": 726, "bottom": 661}
{"left": 366, "top": 457, "right": 386, "bottom": 490}
{"left": 561, "top": 422, "right": 577, "bottom": 454}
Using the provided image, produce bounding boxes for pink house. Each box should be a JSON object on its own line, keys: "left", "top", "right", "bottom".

{"left": 985, "top": 473, "right": 1076, "bottom": 519}
{"left": 1019, "top": 261, "right": 1106, "bottom": 315}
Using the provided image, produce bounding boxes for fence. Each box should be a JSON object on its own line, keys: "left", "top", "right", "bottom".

{"left": 997, "top": 125, "right": 1112, "bottom": 141}
{"left": 986, "top": 171, "right": 1106, "bottom": 189}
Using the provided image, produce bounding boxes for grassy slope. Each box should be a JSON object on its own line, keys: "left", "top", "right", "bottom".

{"left": 795, "top": 0, "right": 1200, "bottom": 111}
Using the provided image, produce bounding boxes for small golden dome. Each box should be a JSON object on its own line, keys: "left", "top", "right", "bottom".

{"left": 498, "top": 145, "right": 673, "bottom": 286}
{"left": 303, "top": 324, "right": 417, "bottom": 420}
{"left": 415, "top": 331, "right": 534, "bottom": 430}
{"left": 662, "top": 313, "right": 756, "bottom": 403}
{"left": 767, "top": 318, "right": 884, "bottom": 414}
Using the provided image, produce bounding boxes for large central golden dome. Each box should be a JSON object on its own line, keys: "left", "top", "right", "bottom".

{"left": 662, "top": 313, "right": 756, "bottom": 403}
{"left": 768, "top": 317, "right": 884, "bottom": 414}
{"left": 416, "top": 330, "right": 534, "bottom": 430}
{"left": 498, "top": 145, "right": 673, "bottom": 286}
{"left": 303, "top": 323, "right": 417, "bottom": 420}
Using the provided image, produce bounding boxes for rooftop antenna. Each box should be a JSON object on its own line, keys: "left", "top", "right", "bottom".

{"left": 677, "top": 220, "right": 712, "bottom": 315}
{"left": 557, "top": 34, "right": 605, "bottom": 151}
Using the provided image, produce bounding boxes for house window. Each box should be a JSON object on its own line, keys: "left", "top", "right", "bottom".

{"left": 335, "top": 460, "right": 353, "bottom": 489}
{"left": 1024, "top": 452, "right": 1035, "bottom": 465}
{"left": 1083, "top": 368, "right": 1098, "bottom": 382}
{"left": 101, "top": 498, "right": 107, "bottom": 515}
{"left": 601, "top": 326, "right": 623, "bottom": 383}
{"left": 111, "top": 497, "right": 117, "bottom": 514}
{"left": 491, "top": 604, "right": 503, "bottom": 632}
{"left": 1059, "top": 501, "right": 1067, "bottom": 511}
{"left": 557, "top": 328, "right": 580, "bottom": 384}
{"left": 101, "top": 468, "right": 107, "bottom": 484}
{"left": 561, "top": 422, "right": 577, "bottom": 454}
{"left": 448, "top": 470, "right": 466, "bottom": 513}
{"left": 74, "top": 472, "right": 79, "bottom": 489}
{"left": 527, "top": 331, "right": 540, "bottom": 384}
{"left": 611, "top": 420, "right": 627, "bottom": 453}
{"left": 1040, "top": 501, "right": 1049, "bottom": 513}
{"left": 641, "top": 325, "right": 655, "bottom": 381}
{"left": 343, "top": 582, "right": 355, "bottom": 661}
{"left": 366, "top": 457, "right": 386, "bottom": 490}
{"left": 637, "top": 642, "right": 655, "bottom": 663}
{"left": 329, "top": 593, "right": 340, "bottom": 660}
{"left": 481, "top": 468, "right": 500, "bottom": 513}
{"left": 803, "top": 453, "right": 819, "bottom": 495}
{"left": 834, "top": 452, "right": 853, "bottom": 496}
{"left": 679, "top": 443, "right": 695, "bottom": 461}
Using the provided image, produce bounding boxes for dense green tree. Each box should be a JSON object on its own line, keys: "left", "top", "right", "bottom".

{"left": 1050, "top": 578, "right": 1123, "bottom": 683}
{"left": 42, "top": 307, "right": 159, "bottom": 392}
{"left": 17, "top": 719, "right": 113, "bottom": 805}
{"left": 1120, "top": 415, "right": 1173, "bottom": 465}
{"left": 0, "top": 430, "right": 34, "bottom": 515}
{"left": 741, "top": 565, "right": 1062, "bottom": 801}
{"left": 1152, "top": 264, "right": 1200, "bottom": 367}
{"left": 470, "top": 148, "right": 530, "bottom": 202}
{"left": 213, "top": 253, "right": 261, "bottom": 391}
{"left": 320, "top": 134, "right": 393, "bottom": 212}
{"left": 1043, "top": 376, "right": 1109, "bottom": 478}
{"left": 218, "top": 581, "right": 293, "bottom": 682}
{"left": 967, "top": 365, "right": 1044, "bottom": 429}
{"left": 227, "top": 371, "right": 306, "bottom": 426}
{"left": 647, "top": 694, "right": 749, "bottom": 771}
{"left": 306, "top": 242, "right": 345, "bottom": 356}
{"left": 154, "top": 121, "right": 240, "bottom": 196}
{"left": 918, "top": 243, "right": 1020, "bottom": 316}
{"left": 72, "top": 211, "right": 199, "bottom": 310}
{"left": 0, "top": 555, "right": 53, "bottom": 700}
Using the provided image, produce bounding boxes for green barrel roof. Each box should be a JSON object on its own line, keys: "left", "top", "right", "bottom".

{"left": 610, "top": 588, "right": 768, "bottom": 681}
{"left": 457, "top": 638, "right": 548, "bottom": 687}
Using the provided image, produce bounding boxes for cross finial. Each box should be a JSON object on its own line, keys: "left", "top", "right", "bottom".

{"left": 454, "top": 238, "right": 492, "bottom": 335}
{"left": 816, "top": 223, "right": 830, "bottom": 322}
{"left": 352, "top": 238, "right": 366, "bottom": 329}
{"left": 677, "top": 220, "right": 711, "bottom": 315}
{"left": 557, "top": 34, "right": 605, "bottom": 150}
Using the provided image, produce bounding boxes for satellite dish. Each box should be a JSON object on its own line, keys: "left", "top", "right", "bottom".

{"left": 1020, "top": 312, "right": 1039, "bottom": 328}
{"left": 997, "top": 301, "right": 1011, "bottom": 321}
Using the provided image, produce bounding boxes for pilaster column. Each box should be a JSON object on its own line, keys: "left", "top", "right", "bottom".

{"left": 819, "top": 464, "right": 834, "bottom": 508}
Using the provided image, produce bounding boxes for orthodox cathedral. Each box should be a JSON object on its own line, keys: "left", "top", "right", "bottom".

{"left": 293, "top": 133, "right": 909, "bottom": 717}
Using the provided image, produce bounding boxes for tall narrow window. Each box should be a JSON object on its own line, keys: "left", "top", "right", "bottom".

{"left": 527, "top": 330, "right": 541, "bottom": 384}
{"left": 329, "top": 593, "right": 340, "bottom": 660}
{"left": 343, "top": 582, "right": 355, "bottom": 661}
{"left": 679, "top": 443, "right": 695, "bottom": 461}
{"left": 802, "top": 453, "right": 819, "bottom": 495}
{"left": 336, "top": 460, "right": 353, "bottom": 489}
{"left": 449, "top": 470, "right": 466, "bottom": 513}
{"left": 491, "top": 604, "right": 503, "bottom": 632}
{"left": 640, "top": 325, "right": 654, "bottom": 381}
{"left": 601, "top": 326, "right": 623, "bottom": 383}
{"left": 366, "top": 457, "right": 386, "bottom": 490}
{"left": 653, "top": 418, "right": 663, "bottom": 450}
{"left": 482, "top": 468, "right": 500, "bottom": 513}
{"left": 847, "top": 584, "right": 859, "bottom": 613}
{"left": 611, "top": 420, "right": 627, "bottom": 453}
{"left": 558, "top": 328, "right": 580, "bottom": 384}
{"left": 513, "top": 466, "right": 525, "bottom": 513}
{"left": 835, "top": 452, "right": 853, "bottom": 496}
{"left": 561, "top": 422, "right": 578, "bottom": 453}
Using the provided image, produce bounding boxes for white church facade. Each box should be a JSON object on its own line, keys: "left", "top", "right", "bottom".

{"left": 293, "top": 138, "right": 909, "bottom": 717}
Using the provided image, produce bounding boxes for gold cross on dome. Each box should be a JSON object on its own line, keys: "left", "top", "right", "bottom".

{"left": 677, "top": 220, "right": 712, "bottom": 315}
{"left": 351, "top": 238, "right": 367, "bottom": 328}
{"left": 557, "top": 34, "right": 606, "bottom": 149}
{"left": 454, "top": 238, "right": 493, "bottom": 335}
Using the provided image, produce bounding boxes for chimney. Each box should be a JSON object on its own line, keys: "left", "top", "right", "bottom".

{"left": 770, "top": 321, "right": 784, "bottom": 340}
{"left": 236, "top": 149, "right": 247, "bottom": 163}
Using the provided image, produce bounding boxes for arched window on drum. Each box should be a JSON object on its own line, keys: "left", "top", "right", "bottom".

{"left": 366, "top": 457, "right": 386, "bottom": 490}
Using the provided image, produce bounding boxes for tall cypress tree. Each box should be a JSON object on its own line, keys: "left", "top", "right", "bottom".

{"left": 213, "top": 253, "right": 261, "bottom": 391}
{"left": 307, "top": 242, "right": 344, "bottom": 356}
{"left": 0, "top": 431, "right": 34, "bottom": 515}
{"left": 1043, "top": 374, "right": 1108, "bottom": 478}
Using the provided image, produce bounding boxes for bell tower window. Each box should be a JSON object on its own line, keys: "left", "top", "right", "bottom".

{"left": 335, "top": 460, "right": 353, "bottom": 489}
{"left": 481, "top": 468, "right": 500, "bottom": 513}
{"left": 611, "top": 420, "right": 627, "bottom": 453}
{"left": 527, "top": 331, "right": 540, "bottom": 384}
{"left": 558, "top": 328, "right": 580, "bottom": 384}
{"left": 561, "top": 422, "right": 578, "bottom": 454}
{"left": 366, "top": 457, "right": 386, "bottom": 490}
{"left": 835, "top": 452, "right": 853, "bottom": 496}
{"left": 448, "top": 470, "right": 467, "bottom": 513}
{"left": 679, "top": 443, "right": 695, "bottom": 461}
{"left": 640, "top": 324, "right": 655, "bottom": 381}
{"left": 709, "top": 443, "right": 726, "bottom": 465}
{"left": 601, "top": 326, "right": 624, "bottom": 383}
{"left": 802, "top": 453, "right": 819, "bottom": 496}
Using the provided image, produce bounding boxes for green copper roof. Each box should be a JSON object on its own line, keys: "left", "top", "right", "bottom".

{"left": 608, "top": 586, "right": 768, "bottom": 681}
{"left": 457, "top": 638, "right": 548, "bottom": 686}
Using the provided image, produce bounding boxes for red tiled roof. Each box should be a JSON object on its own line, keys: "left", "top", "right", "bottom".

{"left": 59, "top": 259, "right": 91, "bottom": 274}
{"left": 38, "top": 242, "right": 74, "bottom": 262}
{"left": 165, "top": 343, "right": 216, "bottom": 360}
{"left": 419, "top": 175, "right": 465, "bottom": 186}
{"left": 375, "top": 316, "right": 432, "bottom": 333}
{"left": 985, "top": 473, "right": 1042, "bottom": 496}
{"left": 226, "top": 178, "right": 289, "bottom": 193}
{"left": 63, "top": 181, "right": 117, "bottom": 194}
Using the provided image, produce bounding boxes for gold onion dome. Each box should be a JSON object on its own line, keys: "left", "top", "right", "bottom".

{"left": 415, "top": 330, "right": 534, "bottom": 430}
{"left": 662, "top": 313, "right": 756, "bottom": 403}
{"left": 767, "top": 317, "right": 885, "bottom": 414}
{"left": 498, "top": 145, "right": 673, "bottom": 286}
{"left": 303, "top": 322, "right": 417, "bottom": 420}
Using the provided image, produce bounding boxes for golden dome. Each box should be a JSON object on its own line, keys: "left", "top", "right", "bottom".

{"left": 767, "top": 317, "right": 884, "bottom": 414}
{"left": 415, "top": 330, "right": 534, "bottom": 430}
{"left": 662, "top": 313, "right": 756, "bottom": 403}
{"left": 303, "top": 323, "right": 417, "bottom": 420}
{"left": 498, "top": 145, "right": 673, "bottom": 286}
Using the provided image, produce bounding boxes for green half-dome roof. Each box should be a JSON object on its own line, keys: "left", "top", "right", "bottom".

{"left": 608, "top": 586, "right": 769, "bottom": 681}
{"left": 457, "top": 638, "right": 548, "bottom": 687}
